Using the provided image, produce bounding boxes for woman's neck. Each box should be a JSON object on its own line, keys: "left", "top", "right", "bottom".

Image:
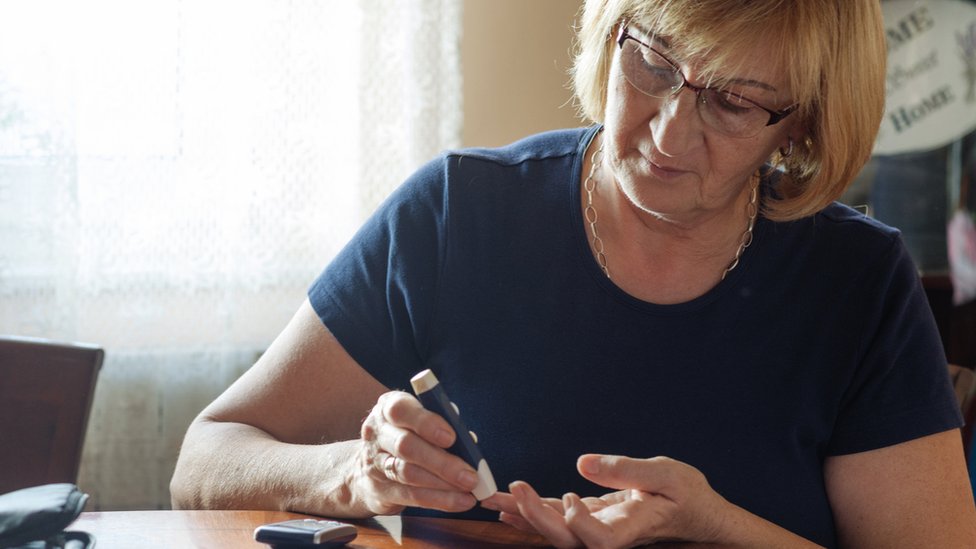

{"left": 581, "top": 136, "right": 758, "bottom": 304}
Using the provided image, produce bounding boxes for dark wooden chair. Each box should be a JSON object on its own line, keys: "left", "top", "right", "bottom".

{"left": 0, "top": 335, "right": 103, "bottom": 494}
{"left": 949, "top": 363, "right": 976, "bottom": 459}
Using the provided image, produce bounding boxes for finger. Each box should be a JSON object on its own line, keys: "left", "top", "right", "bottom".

{"left": 575, "top": 493, "right": 616, "bottom": 513}
{"left": 373, "top": 423, "right": 479, "bottom": 492}
{"left": 562, "top": 493, "right": 618, "bottom": 547}
{"left": 479, "top": 491, "right": 516, "bottom": 513}
{"left": 577, "top": 454, "right": 681, "bottom": 494}
{"left": 378, "top": 478, "right": 478, "bottom": 514}
{"left": 575, "top": 492, "right": 663, "bottom": 546}
{"left": 375, "top": 451, "right": 464, "bottom": 492}
{"left": 482, "top": 489, "right": 567, "bottom": 514}
{"left": 510, "top": 481, "right": 580, "bottom": 549}
{"left": 369, "top": 395, "right": 479, "bottom": 492}
{"left": 379, "top": 391, "right": 455, "bottom": 448}
{"left": 588, "top": 491, "right": 627, "bottom": 509}
{"left": 498, "top": 510, "right": 538, "bottom": 533}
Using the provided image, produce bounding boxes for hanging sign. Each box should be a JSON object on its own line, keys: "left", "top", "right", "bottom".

{"left": 875, "top": 0, "right": 976, "bottom": 155}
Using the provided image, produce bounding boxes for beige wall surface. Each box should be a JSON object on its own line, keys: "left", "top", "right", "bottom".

{"left": 462, "top": 0, "right": 585, "bottom": 148}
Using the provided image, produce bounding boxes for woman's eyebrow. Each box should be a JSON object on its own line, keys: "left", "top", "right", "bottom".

{"left": 725, "top": 78, "right": 778, "bottom": 93}
{"left": 650, "top": 34, "right": 671, "bottom": 50}
{"left": 634, "top": 25, "right": 669, "bottom": 49}
{"left": 641, "top": 30, "right": 780, "bottom": 93}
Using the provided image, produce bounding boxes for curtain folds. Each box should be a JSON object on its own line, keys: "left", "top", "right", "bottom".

{"left": 0, "top": 0, "right": 461, "bottom": 509}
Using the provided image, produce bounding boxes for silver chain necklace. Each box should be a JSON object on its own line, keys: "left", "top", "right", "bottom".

{"left": 583, "top": 138, "right": 758, "bottom": 281}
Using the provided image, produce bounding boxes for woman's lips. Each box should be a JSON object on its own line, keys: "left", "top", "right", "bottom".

{"left": 646, "top": 156, "right": 689, "bottom": 180}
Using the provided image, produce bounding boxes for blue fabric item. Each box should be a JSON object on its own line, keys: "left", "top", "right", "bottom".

{"left": 308, "top": 126, "right": 962, "bottom": 548}
{"left": 971, "top": 439, "right": 976, "bottom": 496}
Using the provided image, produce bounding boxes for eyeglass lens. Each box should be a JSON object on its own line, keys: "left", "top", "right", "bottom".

{"left": 619, "top": 36, "right": 773, "bottom": 138}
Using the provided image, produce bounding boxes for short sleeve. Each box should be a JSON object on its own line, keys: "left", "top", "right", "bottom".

{"left": 827, "top": 236, "right": 963, "bottom": 455}
{"left": 307, "top": 157, "right": 449, "bottom": 390}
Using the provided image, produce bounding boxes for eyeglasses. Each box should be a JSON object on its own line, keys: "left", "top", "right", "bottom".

{"left": 615, "top": 25, "right": 796, "bottom": 138}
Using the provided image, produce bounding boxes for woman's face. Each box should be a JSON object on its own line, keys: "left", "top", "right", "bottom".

{"left": 601, "top": 26, "right": 798, "bottom": 226}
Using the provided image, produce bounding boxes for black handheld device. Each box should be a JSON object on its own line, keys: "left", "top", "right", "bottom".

{"left": 253, "top": 518, "right": 357, "bottom": 548}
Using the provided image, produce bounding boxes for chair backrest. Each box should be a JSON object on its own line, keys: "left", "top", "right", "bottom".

{"left": 949, "top": 363, "right": 976, "bottom": 460}
{"left": 0, "top": 335, "right": 103, "bottom": 494}
{"left": 949, "top": 364, "right": 975, "bottom": 411}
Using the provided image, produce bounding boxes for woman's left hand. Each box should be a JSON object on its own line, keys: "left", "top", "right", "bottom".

{"left": 482, "top": 454, "right": 732, "bottom": 549}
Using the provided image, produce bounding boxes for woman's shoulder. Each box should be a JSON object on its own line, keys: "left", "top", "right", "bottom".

{"left": 386, "top": 127, "right": 598, "bottom": 222}
{"left": 814, "top": 202, "right": 901, "bottom": 241}
{"left": 757, "top": 202, "right": 911, "bottom": 290}
{"left": 441, "top": 126, "right": 599, "bottom": 169}
{"left": 819, "top": 205, "right": 914, "bottom": 277}
{"left": 767, "top": 200, "right": 901, "bottom": 250}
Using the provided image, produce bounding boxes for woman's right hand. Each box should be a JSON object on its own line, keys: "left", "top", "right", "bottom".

{"left": 350, "top": 390, "right": 481, "bottom": 515}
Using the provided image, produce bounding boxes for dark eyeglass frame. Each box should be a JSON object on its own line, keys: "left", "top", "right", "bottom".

{"left": 615, "top": 25, "right": 797, "bottom": 128}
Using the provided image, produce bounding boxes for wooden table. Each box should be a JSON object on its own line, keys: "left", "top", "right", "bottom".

{"left": 73, "top": 510, "right": 551, "bottom": 548}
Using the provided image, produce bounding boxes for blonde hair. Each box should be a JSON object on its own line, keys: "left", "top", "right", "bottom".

{"left": 571, "top": 0, "right": 886, "bottom": 221}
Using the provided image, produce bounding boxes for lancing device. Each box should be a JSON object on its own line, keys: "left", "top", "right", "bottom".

{"left": 410, "top": 369, "right": 497, "bottom": 500}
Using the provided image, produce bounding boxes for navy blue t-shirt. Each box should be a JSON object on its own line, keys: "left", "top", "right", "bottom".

{"left": 309, "top": 126, "right": 961, "bottom": 547}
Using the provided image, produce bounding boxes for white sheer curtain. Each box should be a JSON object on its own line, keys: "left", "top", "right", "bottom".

{"left": 0, "top": 0, "right": 461, "bottom": 509}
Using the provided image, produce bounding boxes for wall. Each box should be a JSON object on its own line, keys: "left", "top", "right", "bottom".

{"left": 462, "top": 0, "right": 584, "bottom": 147}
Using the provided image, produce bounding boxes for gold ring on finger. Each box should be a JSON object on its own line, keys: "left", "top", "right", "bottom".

{"left": 383, "top": 454, "right": 399, "bottom": 482}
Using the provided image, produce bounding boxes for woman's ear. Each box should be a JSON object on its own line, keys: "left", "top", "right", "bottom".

{"left": 779, "top": 136, "right": 795, "bottom": 159}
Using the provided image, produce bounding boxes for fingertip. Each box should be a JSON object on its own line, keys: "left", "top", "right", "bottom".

{"left": 480, "top": 490, "right": 511, "bottom": 509}
{"left": 479, "top": 498, "right": 499, "bottom": 511}
{"left": 508, "top": 481, "right": 526, "bottom": 498}
{"left": 428, "top": 490, "right": 476, "bottom": 514}
{"left": 457, "top": 468, "right": 479, "bottom": 491}
{"left": 417, "top": 407, "right": 455, "bottom": 448}
{"left": 433, "top": 427, "right": 455, "bottom": 448}
{"left": 561, "top": 492, "right": 575, "bottom": 510}
{"left": 577, "top": 454, "right": 601, "bottom": 476}
{"left": 453, "top": 493, "right": 477, "bottom": 512}
{"left": 381, "top": 390, "right": 417, "bottom": 422}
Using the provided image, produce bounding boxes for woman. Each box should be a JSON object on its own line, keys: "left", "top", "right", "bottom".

{"left": 170, "top": 0, "right": 976, "bottom": 547}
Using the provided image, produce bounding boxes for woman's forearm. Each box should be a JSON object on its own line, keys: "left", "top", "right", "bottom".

{"left": 712, "top": 501, "right": 824, "bottom": 549}
{"left": 170, "top": 418, "right": 369, "bottom": 517}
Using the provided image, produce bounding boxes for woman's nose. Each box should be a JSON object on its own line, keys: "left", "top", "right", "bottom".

{"left": 650, "top": 88, "right": 705, "bottom": 157}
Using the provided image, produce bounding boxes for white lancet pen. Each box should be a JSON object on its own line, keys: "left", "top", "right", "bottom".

{"left": 410, "top": 369, "right": 497, "bottom": 501}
